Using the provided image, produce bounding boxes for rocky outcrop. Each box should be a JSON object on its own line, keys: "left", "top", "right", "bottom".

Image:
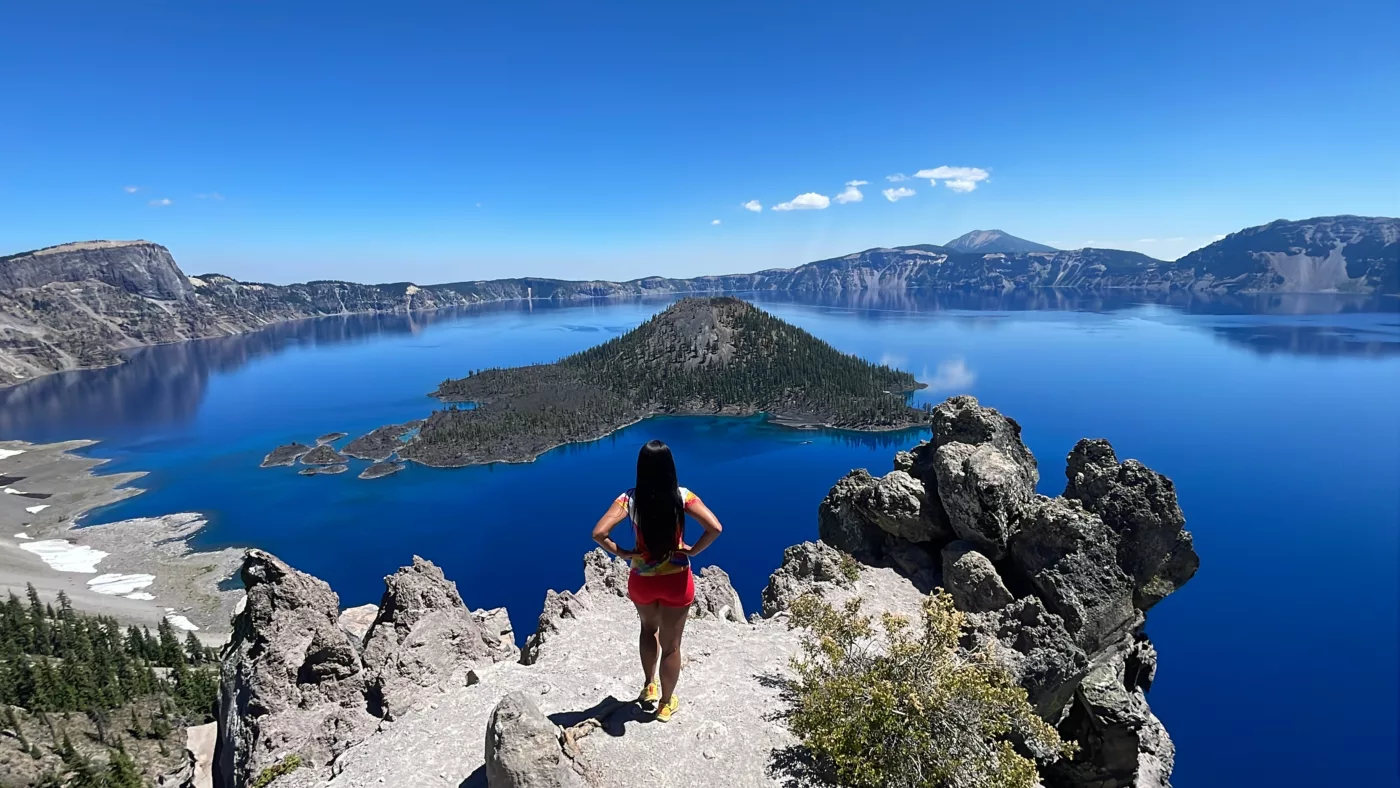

{"left": 812, "top": 395, "right": 1197, "bottom": 785}
{"left": 1063, "top": 439, "right": 1199, "bottom": 608}
{"left": 215, "top": 550, "right": 375, "bottom": 788}
{"left": 484, "top": 692, "right": 585, "bottom": 788}
{"left": 691, "top": 565, "right": 745, "bottom": 623}
{"left": 261, "top": 443, "right": 311, "bottom": 468}
{"left": 299, "top": 445, "right": 347, "bottom": 466}
{"left": 760, "top": 540, "right": 856, "bottom": 617}
{"left": 362, "top": 557, "right": 517, "bottom": 719}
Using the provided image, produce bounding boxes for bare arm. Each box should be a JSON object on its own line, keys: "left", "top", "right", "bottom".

{"left": 592, "top": 501, "right": 638, "bottom": 559}
{"left": 680, "top": 499, "right": 723, "bottom": 558}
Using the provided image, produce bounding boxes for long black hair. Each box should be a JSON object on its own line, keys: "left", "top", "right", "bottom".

{"left": 634, "top": 440, "right": 683, "bottom": 560}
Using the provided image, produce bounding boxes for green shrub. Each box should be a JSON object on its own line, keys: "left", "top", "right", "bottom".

{"left": 785, "top": 592, "right": 1073, "bottom": 788}
{"left": 836, "top": 552, "right": 861, "bottom": 585}
{"left": 252, "top": 754, "right": 303, "bottom": 788}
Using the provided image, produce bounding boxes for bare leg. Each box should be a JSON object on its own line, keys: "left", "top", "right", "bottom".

{"left": 634, "top": 601, "right": 661, "bottom": 686}
{"left": 657, "top": 603, "right": 689, "bottom": 705}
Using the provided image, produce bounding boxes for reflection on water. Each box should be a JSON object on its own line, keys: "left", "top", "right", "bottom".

{"left": 0, "top": 290, "right": 1396, "bottom": 440}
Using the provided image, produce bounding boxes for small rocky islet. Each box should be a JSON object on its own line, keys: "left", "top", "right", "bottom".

{"left": 259, "top": 442, "right": 311, "bottom": 467}
{"left": 299, "top": 444, "right": 348, "bottom": 466}
{"left": 315, "top": 431, "right": 348, "bottom": 445}
{"left": 358, "top": 461, "right": 404, "bottom": 480}
{"left": 298, "top": 464, "right": 349, "bottom": 476}
{"left": 217, "top": 395, "right": 1196, "bottom": 788}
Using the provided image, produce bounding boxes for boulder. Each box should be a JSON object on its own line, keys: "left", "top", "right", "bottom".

{"left": 818, "top": 468, "right": 950, "bottom": 558}
{"left": 882, "top": 534, "right": 940, "bottom": 591}
{"left": 1008, "top": 498, "right": 1138, "bottom": 655}
{"left": 1049, "top": 645, "right": 1175, "bottom": 788}
{"left": 931, "top": 395, "right": 1038, "bottom": 488}
{"left": 964, "top": 596, "right": 1089, "bottom": 722}
{"left": 934, "top": 442, "right": 1035, "bottom": 559}
{"left": 691, "top": 565, "right": 745, "bottom": 622}
{"left": 760, "top": 541, "right": 854, "bottom": 617}
{"left": 473, "top": 607, "right": 521, "bottom": 661}
{"left": 215, "top": 550, "right": 375, "bottom": 788}
{"left": 361, "top": 557, "right": 516, "bottom": 719}
{"left": 337, "top": 604, "right": 379, "bottom": 643}
{"left": 1063, "top": 439, "right": 1199, "bottom": 608}
{"left": 484, "top": 692, "right": 585, "bottom": 788}
{"left": 941, "top": 540, "right": 1014, "bottom": 613}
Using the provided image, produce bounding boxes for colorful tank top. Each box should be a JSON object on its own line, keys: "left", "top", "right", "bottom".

{"left": 614, "top": 487, "right": 700, "bottom": 576}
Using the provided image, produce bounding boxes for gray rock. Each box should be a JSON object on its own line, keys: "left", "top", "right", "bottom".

{"left": 934, "top": 442, "right": 1034, "bottom": 559}
{"left": 300, "top": 445, "right": 348, "bottom": 466}
{"left": 1008, "top": 498, "right": 1139, "bottom": 655}
{"left": 0, "top": 240, "right": 196, "bottom": 300}
{"left": 931, "top": 395, "right": 1039, "bottom": 489}
{"left": 964, "top": 597, "right": 1089, "bottom": 722}
{"left": 473, "top": 606, "right": 521, "bottom": 661}
{"left": 817, "top": 468, "right": 950, "bottom": 558}
{"left": 1064, "top": 438, "right": 1199, "bottom": 608}
{"left": 881, "top": 534, "right": 940, "bottom": 590}
{"left": 357, "top": 462, "right": 404, "bottom": 480}
{"left": 261, "top": 443, "right": 311, "bottom": 468}
{"left": 337, "top": 604, "right": 379, "bottom": 643}
{"left": 361, "top": 557, "right": 515, "bottom": 719}
{"left": 941, "top": 540, "right": 1014, "bottom": 613}
{"left": 215, "top": 550, "right": 375, "bottom": 788}
{"left": 817, "top": 470, "right": 886, "bottom": 557}
{"left": 691, "top": 565, "right": 745, "bottom": 622}
{"left": 484, "top": 692, "right": 584, "bottom": 788}
{"left": 521, "top": 589, "right": 588, "bottom": 666}
{"left": 581, "top": 548, "right": 630, "bottom": 598}
{"left": 1050, "top": 645, "right": 1175, "bottom": 788}
{"left": 316, "top": 432, "right": 348, "bottom": 445}
{"left": 760, "top": 541, "right": 853, "bottom": 617}
{"left": 298, "top": 464, "right": 348, "bottom": 476}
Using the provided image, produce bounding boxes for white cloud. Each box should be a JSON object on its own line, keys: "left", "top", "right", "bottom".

{"left": 915, "top": 166, "right": 991, "bottom": 192}
{"left": 194, "top": 192, "right": 224, "bottom": 200}
{"left": 123, "top": 186, "right": 139, "bottom": 194}
{"left": 886, "top": 173, "right": 909, "bottom": 182}
{"left": 741, "top": 200, "right": 762, "bottom": 213}
{"left": 1213, "top": 234, "right": 1227, "bottom": 240}
{"left": 846, "top": 179, "right": 869, "bottom": 187}
{"left": 882, "top": 187, "right": 916, "bottom": 202}
{"left": 148, "top": 198, "right": 172, "bottom": 207}
{"left": 772, "top": 192, "right": 830, "bottom": 211}
{"left": 834, "top": 184, "right": 864, "bottom": 204}
{"left": 711, "top": 219, "right": 721, "bottom": 225}
{"left": 921, "top": 358, "right": 976, "bottom": 393}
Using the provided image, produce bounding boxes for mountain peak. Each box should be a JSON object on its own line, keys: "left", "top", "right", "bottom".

{"left": 945, "top": 230, "right": 1057, "bottom": 254}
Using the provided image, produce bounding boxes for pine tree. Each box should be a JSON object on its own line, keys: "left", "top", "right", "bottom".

{"left": 184, "top": 631, "right": 206, "bottom": 665}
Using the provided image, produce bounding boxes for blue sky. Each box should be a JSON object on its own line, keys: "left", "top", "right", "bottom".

{"left": 2, "top": 1, "right": 1397, "bottom": 284}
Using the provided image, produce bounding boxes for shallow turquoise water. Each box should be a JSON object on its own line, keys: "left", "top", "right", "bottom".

{"left": 2, "top": 292, "right": 1397, "bottom": 787}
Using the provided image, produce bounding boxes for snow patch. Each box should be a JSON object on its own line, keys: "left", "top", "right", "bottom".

{"left": 13, "top": 533, "right": 32, "bottom": 540}
{"left": 125, "top": 592, "right": 156, "bottom": 601}
{"left": 88, "top": 573, "right": 156, "bottom": 595}
{"left": 20, "top": 540, "right": 108, "bottom": 573}
{"left": 25, "top": 505, "right": 49, "bottom": 514}
{"left": 0, "top": 449, "right": 25, "bottom": 460}
{"left": 166, "top": 615, "right": 199, "bottom": 632}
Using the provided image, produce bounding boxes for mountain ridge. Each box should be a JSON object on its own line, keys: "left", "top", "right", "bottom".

{"left": 1, "top": 215, "right": 1395, "bottom": 387}
{"left": 945, "top": 229, "right": 1059, "bottom": 254}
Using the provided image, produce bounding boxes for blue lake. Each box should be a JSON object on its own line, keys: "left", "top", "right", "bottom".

{"left": 1, "top": 291, "right": 1397, "bottom": 787}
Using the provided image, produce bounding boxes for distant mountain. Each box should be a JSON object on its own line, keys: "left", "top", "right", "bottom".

{"left": 402, "top": 297, "right": 926, "bottom": 466}
{"left": 945, "top": 230, "right": 1058, "bottom": 254}
{"left": 1173, "top": 215, "right": 1398, "bottom": 295}
{"left": 2, "top": 215, "right": 1395, "bottom": 387}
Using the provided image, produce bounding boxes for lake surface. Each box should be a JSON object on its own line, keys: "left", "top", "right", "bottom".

{"left": 2, "top": 290, "right": 1397, "bottom": 787}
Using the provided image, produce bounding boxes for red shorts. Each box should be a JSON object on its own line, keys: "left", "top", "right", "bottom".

{"left": 628, "top": 569, "right": 695, "bottom": 607}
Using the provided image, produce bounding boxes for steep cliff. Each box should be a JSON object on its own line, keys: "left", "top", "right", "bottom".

{"left": 214, "top": 396, "right": 1195, "bottom": 788}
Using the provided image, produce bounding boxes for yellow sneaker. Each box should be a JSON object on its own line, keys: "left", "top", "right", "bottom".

{"left": 640, "top": 682, "right": 660, "bottom": 704}
{"left": 655, "top": 694, "right": 679, "bottom": 723}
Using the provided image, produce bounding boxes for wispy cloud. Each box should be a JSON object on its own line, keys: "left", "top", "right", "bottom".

{"left": 772, "top": 192, "right": 830, "bottom": 211}
{"left": 834, "top": 180, "right": 866, "bottom": 204}
{"left": 1213, "top": 234, "right": 1227, "bottom": 241}
{"left": 921, "top": 358, "right": 976, "bottom": 393}
{"left": 148, "top": 198, "right": 172, "bottom": 207}
{"left": 711, "top": 219, "right": 721, "bottom": 225}
{"left": 123, "top": 186, "right": 140, "bottom": 194}
{"left": 915, "top": 166, "right": 991, "bottom": 192}
{"left": 879, "top": 352, "right": 907, "bottom": 369}
{"left": 194, "top": 192, "right": 224, "bottom": 200}
{"left": 741, "top": 200, "right": 762, "bottom": 213}
{"left": 882, "top": 186, "right": 915, "bottom": 202}
{"left": 886, "top": 173, "right": 909, "bottom": 182}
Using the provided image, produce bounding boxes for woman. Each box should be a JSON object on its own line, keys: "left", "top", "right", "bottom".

{"left": 592, "top": 440, "right": 723, "bottom": 723}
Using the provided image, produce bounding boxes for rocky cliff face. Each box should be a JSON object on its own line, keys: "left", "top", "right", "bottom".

{"left": 213, "top": 396, "right": 1196, "bottom": 788}
{"left": 1174, "top": 215, "right": 1398, "bottom": 294}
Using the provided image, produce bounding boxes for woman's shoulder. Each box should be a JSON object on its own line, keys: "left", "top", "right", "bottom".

{"left": 614, "top": 488, "right": 635, "bottom": 508}
{"left": 678, "top": 486, "right": 700, "bottom": 506}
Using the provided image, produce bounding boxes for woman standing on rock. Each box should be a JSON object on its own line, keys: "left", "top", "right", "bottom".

{"left": 592, "top": 439, "right": 723, "bottom": 722}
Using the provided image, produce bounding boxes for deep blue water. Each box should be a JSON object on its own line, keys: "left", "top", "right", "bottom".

{"left": 1, "top": 291, "right": 1397, "bottom": 787}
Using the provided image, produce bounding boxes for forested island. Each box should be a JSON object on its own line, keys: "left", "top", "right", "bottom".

{"left": 389, "top": 297, "right": 928, "bottom": 467}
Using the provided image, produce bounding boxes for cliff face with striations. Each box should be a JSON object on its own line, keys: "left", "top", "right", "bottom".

{"left": 213, "top": 396, "right": 1196, "bottom": 788}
